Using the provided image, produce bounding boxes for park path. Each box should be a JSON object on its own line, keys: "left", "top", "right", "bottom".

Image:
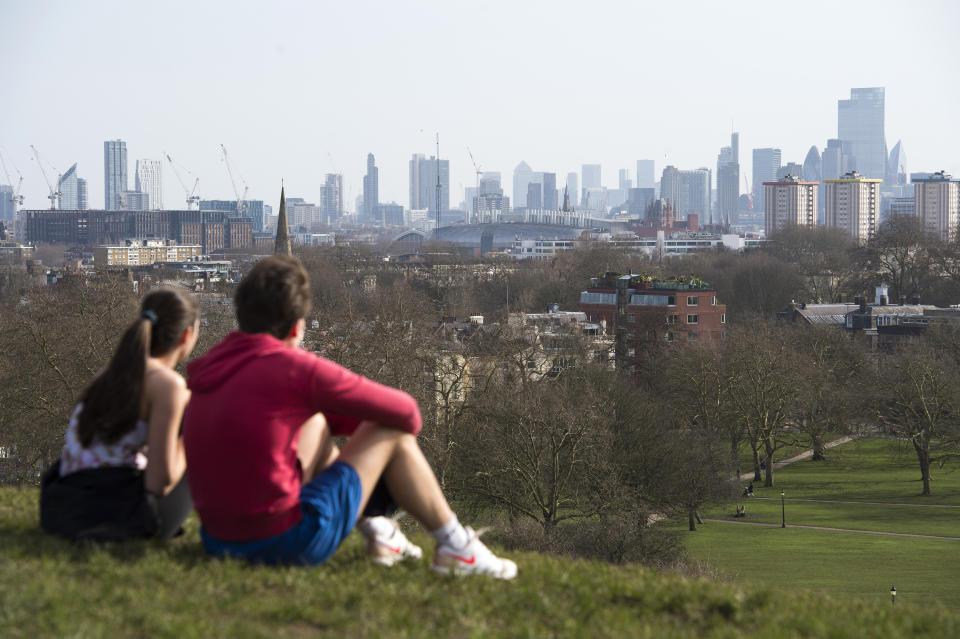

{"left": 738, "top": 435, "right": 854, "bottom": 482}
{"left": 751, "top": 497, "right": 960, "bottom": 509}
{"left": 702, "top": 518, "right": 960, "bottom": 541}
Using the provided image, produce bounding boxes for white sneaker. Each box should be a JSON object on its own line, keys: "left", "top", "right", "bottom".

{"left": 431, "top": 527, "right": 518, "bottom": 580}
{"left": 363, "top": 516, "right": 423, "bottom": 567}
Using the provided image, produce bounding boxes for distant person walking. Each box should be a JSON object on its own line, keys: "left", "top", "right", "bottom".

{"left": 41, "top": 289, "right": 200, "bottom": 541}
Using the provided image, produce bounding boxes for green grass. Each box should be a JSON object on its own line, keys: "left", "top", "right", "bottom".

{"left": 746, "top": 437, "right": 960, "bottom": 505}
{"left": 736, "top": 431, "right": 843, "bottom": 474}
{"left": 676, "top": 437, "right": 960, "bottom": 610}
{"left": 3, "top": 488, "right": 958, "bottom": 638}
{"left": 679, "top": 523, "right": 960, "bottom": 609}
{"left": 706, "top": 498, "right": 960, "bottom": 537}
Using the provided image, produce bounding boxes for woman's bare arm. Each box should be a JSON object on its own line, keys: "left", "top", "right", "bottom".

{"left": 144, "top": 369, "right": 190, "bottom": 496}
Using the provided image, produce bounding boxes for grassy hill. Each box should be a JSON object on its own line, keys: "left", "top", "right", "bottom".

{"left": 2, "top": 487, "right": 959, "bottom": 638}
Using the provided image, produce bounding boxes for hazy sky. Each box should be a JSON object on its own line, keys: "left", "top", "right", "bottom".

{"left": 2, "top": 0, "right": 958, "bottom": 212}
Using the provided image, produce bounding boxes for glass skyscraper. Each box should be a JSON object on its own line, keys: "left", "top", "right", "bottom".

{"left": 58, "top": 163, "right": 87, "bottom": 210}
{"left": 838, "top": 88, "right": 887, "bottom": 180}
{"left": 104, "top": 139, "right": 127, "bottom": 210}
{"left": 752, "top": 148, "right": 782, "bottom": 215}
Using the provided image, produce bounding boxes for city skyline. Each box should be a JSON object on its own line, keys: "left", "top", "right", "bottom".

{"left": 1, "top": 0, "right": 958, "bottom": 213}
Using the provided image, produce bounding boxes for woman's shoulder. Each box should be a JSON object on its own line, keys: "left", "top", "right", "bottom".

{"left": 144, "top": 365, "right": 188, "bottom": 397}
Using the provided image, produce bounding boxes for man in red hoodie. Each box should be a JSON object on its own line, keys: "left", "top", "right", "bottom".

{"left": 183, "top": 254, "right": 516, "bottom": 578}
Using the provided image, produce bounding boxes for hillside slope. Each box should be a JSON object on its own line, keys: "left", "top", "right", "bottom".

{"left": 1, "top": 488, "right": 957, "bottom": 638}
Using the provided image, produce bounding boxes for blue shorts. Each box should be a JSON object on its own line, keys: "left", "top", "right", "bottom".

{"left": 201, "top": 460, "right": 362, "bottom": 566}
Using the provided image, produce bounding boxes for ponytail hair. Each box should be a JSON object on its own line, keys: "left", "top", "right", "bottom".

{"left": 76, "top": 288, "right": 199, "bottom": 447}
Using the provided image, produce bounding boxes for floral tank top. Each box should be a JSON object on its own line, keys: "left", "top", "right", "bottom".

{"left": 60, "top": 403, "right": 149, "bottom": 476}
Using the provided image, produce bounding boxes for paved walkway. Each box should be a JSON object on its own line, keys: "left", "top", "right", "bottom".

{"left": 703, "top": 518, "right": 960, "bottom": 541}
{"left": 751, "top": 497, "right": 960, "bottom": 509}
{"left": 738, "top": 436, "right": 854, "bottom": 481}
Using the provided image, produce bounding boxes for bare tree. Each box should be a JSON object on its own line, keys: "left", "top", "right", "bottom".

{"left": 0, "top": 273, "right": 139, "bottom": 482}
{"left": 789, "top": 325, "right": 864, "bottom": 460}
{"left": 726, "top": 323, "right": 800, "bottom": 487}
{"left": 874, "top": 346, "right": 960, "bottom": 495}
{"left": 458, "top": 366, "right": 621, "bottom": 529}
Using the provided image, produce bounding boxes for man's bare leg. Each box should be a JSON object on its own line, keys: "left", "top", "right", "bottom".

{"left": 336, "top": 421, "right": 517, "bottom": 578}
{"left": 337, "top": 421, "right": 450, "bottom": 530}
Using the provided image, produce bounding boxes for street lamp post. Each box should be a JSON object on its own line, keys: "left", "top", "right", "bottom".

{"left": 890, "top": 586, "right": 896, "bottom": 607}
{"left": 781, "top": 491, "right": 786, "bottom": 528}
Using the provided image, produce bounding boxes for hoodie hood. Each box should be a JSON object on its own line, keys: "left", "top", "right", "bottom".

{"left": 187, "top": 331, "right": 288, "bottom": 392}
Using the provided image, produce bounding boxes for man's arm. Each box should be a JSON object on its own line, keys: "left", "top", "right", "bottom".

{"left": 307, "top": 356, "right": 422, "bottom": 436}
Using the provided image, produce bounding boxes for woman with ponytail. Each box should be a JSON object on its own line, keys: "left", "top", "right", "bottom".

{"left": 41, "top": 288, "right": 200, "bottom": 541}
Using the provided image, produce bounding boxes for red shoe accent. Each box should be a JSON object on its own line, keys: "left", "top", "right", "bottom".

{"left": 380, "top": 543, "right": 402, "bottom": 554}
{"left": 442, "top": 552, "right": 476, "bottom": 565}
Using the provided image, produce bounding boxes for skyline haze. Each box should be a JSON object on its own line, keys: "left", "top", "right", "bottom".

{"left": 1, "top": 0, "right": 958, "bottom": 214}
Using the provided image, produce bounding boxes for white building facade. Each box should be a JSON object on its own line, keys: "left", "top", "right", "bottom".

{"left": 135, "top": 160, "right": 163, "bottom": 210}
{"left": 913, "top": 171, "right": 960, "bottom": 242}
{"left": 763, "top": 175, "right": 818, "bottom": 236}
{"left": 824, "top": 171, "right": 881, "bottom": 243}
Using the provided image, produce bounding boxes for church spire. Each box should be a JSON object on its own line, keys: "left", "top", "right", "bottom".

{"left": 274, "top": 185, "right": 292, "bottom": 256}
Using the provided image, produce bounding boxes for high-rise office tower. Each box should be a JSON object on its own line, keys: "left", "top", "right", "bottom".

{"left": 716, "top": 133, "right": 739, "bottom": 225}
{"left": 802, "top": 147, "right": 821, "bottom": 183}
{"left": 887, "top": 141, "right": 907, "bottom": 188}
{"left": 409, "top": 154, "right": 449, "bottom": 221}
{"left": 581, "top": 164, "right": 602, "bottom": 190}
{"left": 628, "top": 188, "right": 656, "bottom": 217}
{"left": 660, "top": 166, "right": 682, "bottom": 211}
{"left": 636, "top": 160, "right": 655, "bottom": 189}
{"left": 566, "top": 172, "right": 579, "bottom": 207}
{"left": 0, "top": 185, "right": 15, "bottom": 223}
{"left": 913, "top": 171, "right": 960, "bottom": 242}
{"left": 803, "top": 146, "right": 823, "bottom": 222}
{"left": 119, "top": 191, "right": 149, "bottom": 211}
{"left": 474, "top": 173, "right": 509, "bottom": 222}
{"left": 512, "top": 161, "right": 533, "bottom": 209}
{"left": 104, "top": 139, "right": 127, "bottom": 210}
{"left": 822, "top": 139, "right": 853, "bottom": 181}
{"left": 321, "top": 173, "right": 343, "bottom": 224}
{"left": 764, "top": 175, "right": 818, "bottom": 237}
{"left": 541, "top": 173, "right": 557, "bottom": 210}
{"left": 135, "top": 160, "right": 162, "bottom": 210}
{"left": 777, "top": 163, "right": 804, "bottom": 180}
{"left": 679, "top": 168, "right": 711, "bottom": 220}
{"left": 409, "top": 153, "right": 424, "bottom": 210}
{"left": 479, "top": 172, "right": 502, "bottom": 194}
{"left": 526, "top": 182, "right": 542, "bottom": 210}
{"left": 77, "top": 178, "right": 87, "bottom": 210}
{"left": 363, "top": 153, "right": 379, "bottom": 224}
{"left": 838, "top": 87, "right": 887, "bottom": 180}
{"left": 58, "top": 163, "right": 83, "bottom": 209}
{"left": 824, "top": 171, "right": 881, "bottom": 243}
{"left": 619, "top": 168, "right": 632, "bottom": 191}
{"left": 752, "top": 148, "right": 782, "bottom": 214}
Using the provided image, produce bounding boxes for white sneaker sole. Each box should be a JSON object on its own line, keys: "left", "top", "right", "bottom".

{"left": 430, "top": 560, "right": 517, "bottom": 580}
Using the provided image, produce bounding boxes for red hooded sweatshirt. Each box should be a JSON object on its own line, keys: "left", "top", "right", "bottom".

{"left": 183, "top": 331, "right": 421, "bottom": 542}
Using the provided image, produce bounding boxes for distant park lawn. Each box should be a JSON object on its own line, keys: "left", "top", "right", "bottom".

{"left": 680, "top": 523, "right": 960, "bottom": 609}
{"left": 746, "top": 437, "right": 960, "bottom": 505}
{"left": 678, "top": 437, "right": 960, "bottom": 609}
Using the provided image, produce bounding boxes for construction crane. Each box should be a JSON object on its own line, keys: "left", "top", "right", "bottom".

{"left": 30, "top": 145, "right": 61, "bottom": 209}
{"left": 219, "top": 144, "right": 248, "bottom": 218}
{"left": 466, "top": 147, "right": 483, "bottom": 222}
{"left": 0, "top": 147, "right": 25, "bottom": 210}
{"left": 164, "top": 152, "right": 200, "bottom": 209}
